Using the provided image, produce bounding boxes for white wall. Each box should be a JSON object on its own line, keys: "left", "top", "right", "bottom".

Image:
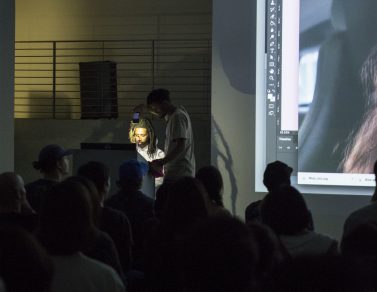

{"left": 211, "top": 0, "right": 258, "bottom": 216}
{"left": 16, "top": 0, "right": 211, "bottom": 40}
{"left": 0, "top": 0, "right": 15, "bottom": 172}
{"left": 212, "top": 0, "right": 371, "bottom": 240}
{"left": 14, "top": 0, "right": 212, "bottom": 183}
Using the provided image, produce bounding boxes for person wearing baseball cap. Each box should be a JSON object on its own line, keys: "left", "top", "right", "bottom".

{"left": 25, "top": 144, "right": 72, "bottom": 213}
{"left": 245, "top": 161, "right": 293, "bottom": 224}
{"left": 117, "top": 159, "right": 149, "bottom": 182}
{"left": 105, "top": 159, "right": 154, "bottom": 269}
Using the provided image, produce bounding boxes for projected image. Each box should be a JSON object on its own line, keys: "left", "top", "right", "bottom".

{"left": 341, "top": 46, "right": 377, "bottom": 173}
{"left": 298, "top": 0, "right": 377, "bottom": 176}
{"left": 256, "top": 0, "right": 377, "bottom": 191}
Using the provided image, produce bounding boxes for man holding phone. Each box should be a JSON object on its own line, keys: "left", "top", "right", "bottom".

{"left": 134, "top": 88, "right": 195, "bottom": 182}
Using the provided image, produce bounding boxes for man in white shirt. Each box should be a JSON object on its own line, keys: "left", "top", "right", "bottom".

{"left": 135, "top": 88, "right": 195, "bottom": 181}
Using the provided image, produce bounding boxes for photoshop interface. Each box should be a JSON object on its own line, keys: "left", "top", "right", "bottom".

{"left": 265, "top": 0, "right": 298, "bottom": 174}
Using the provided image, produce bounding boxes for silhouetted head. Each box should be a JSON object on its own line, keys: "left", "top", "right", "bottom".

{"left": 341, "top": 221, "right": 377, "bottom": 258}
{"left": 146, "top": 88, "right": 172, "bottom": 118}
{"left": 263, "top": 161, "right": 292, "bottom": 192}
{"left": 66, "top": 175, "right": 102, "bottom": 227}
{"left": 163, "top": 177, "right": 209, "bottom": 233}
{"left": 117, "top": 159, "right": 148, "bottom": 191}
{"left": 77, "top": 161, "right": 111, "bottom": 202}
{"left": 196, "top": 165, "right": 224, "bottom": 207}
{"left": 0, "top": 172, "right": 26, "bottom": 213}
{"left": 38, "top": 178, "right": 96, "bottom": 255}
{"left": 246, "top": 221, "right": 287, "bottom": 287}
{"left": 32, "top": 144, "right": 72, "bottom": 175}
{"left": 0, "top": 226, "right": 53, "bottom": 292}
{"left": 184, "top": 217, "right": 258, "bottom": 292}
{"left": 260, "top": 185, "right": 311, "bottom": 235}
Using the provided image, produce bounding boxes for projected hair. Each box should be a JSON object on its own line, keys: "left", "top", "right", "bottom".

{"left": 128, "top": 118, "right": 157, "bottom": 158}
{"left": 341, "top": 45, "right": 377, "bottom": 173}
{"left": 361, "top": 45, "right": 377, "bottom": 106}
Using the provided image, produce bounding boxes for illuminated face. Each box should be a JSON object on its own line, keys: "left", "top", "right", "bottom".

{"left": 134, "top": 127, "right": 149, "bottom": 148}
{"left": 57, "top": 156, "right": 70, "bottom": 175}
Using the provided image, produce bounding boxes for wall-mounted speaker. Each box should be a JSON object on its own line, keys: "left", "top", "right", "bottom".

{"left": 79, "top": 61, "right": 118, "bottom": 119}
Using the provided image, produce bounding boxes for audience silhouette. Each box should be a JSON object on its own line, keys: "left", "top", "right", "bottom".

{"left": 26, "top": 144, "right": 72, "bottom": 213}
{"left": 0, "top": 226, "right": 53, "bottom": 292}
{"left": 77, "top": 161, "right": 133, "bottom": 273}
{"left": 246, "top": 222, "right": 288, "bottom": 291}
{"left": 269, "top": 254, "right": 361, "bottom": 292}
{"left": 342, "top": 160, "right": 377, "bottom": 239}
{"left": 66, "top": 176, "right": 126, "bottom": 283}
{"left": 341, "top": 222, "right": 377, "bottom": 291}
{"left": 261, "top": 185, "right": 338, "bottom": 257}
{"left": 0, "top": 172, "right": 38, "bottom": 233}
{"left": 37, "top": 178, "right": 125, "bottom": 292}
{"left": 4, "top": 142, "right": 377, "bottom": 292}
{"left": 195, "top": 165, "right": 231, "bottom": 217}
{"left": 245, "top": 160, "right": 292, "bottom": 223}
{"left": 105, "top": 159, "right": 154, "bottom": 271}
{"left": 184, "top": 217, "right": 258, "bottom": 292}
{"left": 144, "top": 177, "right": 209, "bottom": 292}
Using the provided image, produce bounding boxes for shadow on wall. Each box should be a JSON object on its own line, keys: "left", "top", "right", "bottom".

{"left": 211, "top": 115, "right": 238, "bottom": 215}
{"left": 19, "top": 92, "right": 75, "bottom": 119}
{"left": 81, "top": 118, "right": 134, "bottom": 144}
{"left": 215, "top": 0, "right": 255, "bottom": 94}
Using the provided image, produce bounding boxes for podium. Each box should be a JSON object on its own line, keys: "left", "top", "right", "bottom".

{"left": 71, "top": 143, "right": 155, "bottom": 198}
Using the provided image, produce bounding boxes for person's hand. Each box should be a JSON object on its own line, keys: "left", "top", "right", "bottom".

{"left": 149, "top": 160, "right": 164, "bottom": 178}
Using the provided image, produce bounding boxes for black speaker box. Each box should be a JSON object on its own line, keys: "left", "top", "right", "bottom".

{"left": 79, "top": 61, "right": 118, "bottom": 119}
